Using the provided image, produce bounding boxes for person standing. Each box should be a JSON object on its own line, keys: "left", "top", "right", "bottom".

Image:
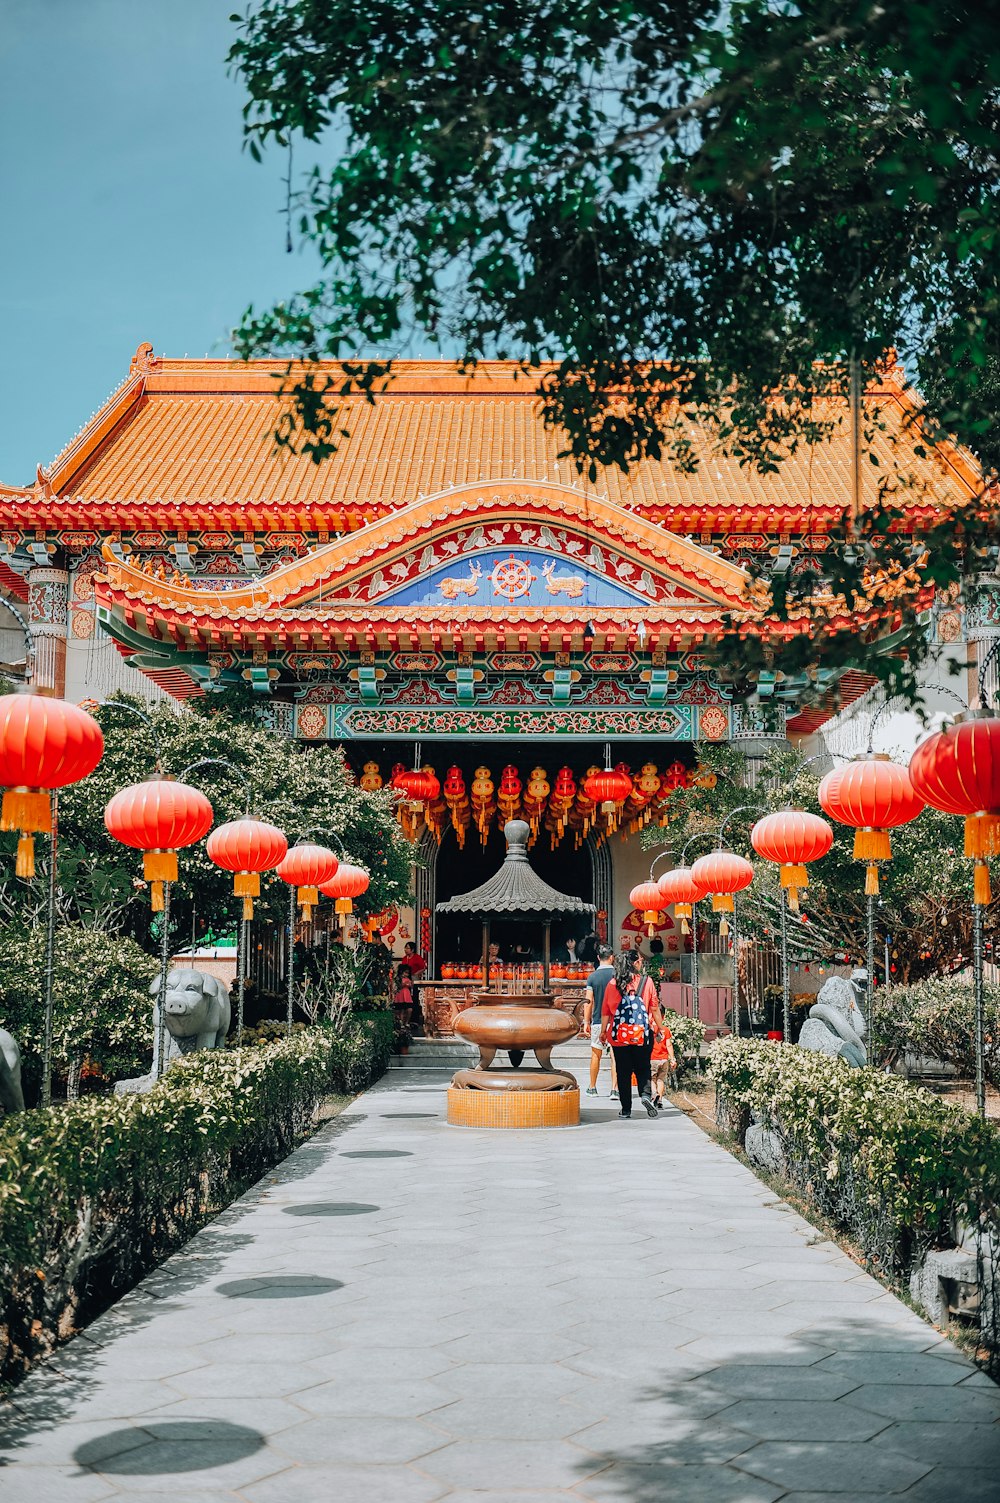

{"left": 583, "top": 945, "right": 618, "bottom": 1100}
{"left": 401, "top": 940, "right": 426, "bottom": 1033}
{"left": 600, "top": 952, "right": 663, "bottom": 1119}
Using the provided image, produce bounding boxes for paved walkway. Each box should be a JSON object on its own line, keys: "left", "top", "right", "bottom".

{"left": 2, "top": 1072, "right": 1000, "bottom": 1503}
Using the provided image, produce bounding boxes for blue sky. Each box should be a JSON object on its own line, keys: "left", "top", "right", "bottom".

{"left": 0, "top": 0, "right": 329, "bottom": 484}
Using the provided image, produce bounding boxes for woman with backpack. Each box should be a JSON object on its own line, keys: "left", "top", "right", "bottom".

{"left": 599, "top": 952, "right": 665, "bottom": 1119}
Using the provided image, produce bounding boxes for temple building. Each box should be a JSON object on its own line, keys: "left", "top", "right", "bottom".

{"left": 0, "top": 345, "right": 984, "bottom": 974}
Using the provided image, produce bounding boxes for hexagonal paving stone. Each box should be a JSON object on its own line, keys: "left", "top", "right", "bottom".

{"left": 842, "top": 1382, "right": 1000, "bottom": 1424}
{"left": 430, "top": 1394, "right": 592, "bottom": 1440}
{"left": 242, "top": 1462, "right": 448, "bottom": 1503}
{"left": 0, "top": 1464, "right": 118, "bottom": 1502}
{"left": 431, "top": 1362, "right": 586, "bottom": 1399}
{"left": 871, "top": 1420, "right": 1000, "bottom": 1469}
{"left": 293, "top": 1379, "right": 457, "bottom": 1418}
{"left": 423, "top": 1437, "right": 608, "bottom": 1491}
{"left": 817, "top": 1353, "right": 978, "bottom": 1387}
{"left": 691, "top": 1365, "right": 864, "bottom": 1402}
{"left": 735, "top": 1439, "right": 932, "bottom": 1494}
{"left": 721, "top": 1399, "right": 890, "bottom": 1442}
{"left": 439, "top": 1330, "right": 586, "bottom": 1364}
{"left": 269, "top": 1416, "right": 447, "bottom": 1465}
{"left": 575, "top": 1460, "right": 783, "bottom": 1503}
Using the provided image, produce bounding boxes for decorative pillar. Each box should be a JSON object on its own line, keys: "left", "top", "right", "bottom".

{"left": 27, "top": 564, "right": 69, "bottom": 698}
{"left": 731, "top": 706, "right": 790, "bottom": 789}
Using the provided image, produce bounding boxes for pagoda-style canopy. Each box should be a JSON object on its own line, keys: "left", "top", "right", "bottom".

{"left": 438, "top": 819, "right": 593, "bottom": 991}
{"left": 438, "top": 820, "right": 594, "bottom": 921}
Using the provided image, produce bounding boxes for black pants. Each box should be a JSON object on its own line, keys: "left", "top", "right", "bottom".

{"left": 610, "top": 1043, "right": 652, "bottom": 1115}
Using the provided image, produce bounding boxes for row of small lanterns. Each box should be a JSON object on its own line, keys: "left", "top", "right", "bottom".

{"left": 0, "top": 693, "right": 371, "bottom": 926}
{"left": 630, "top": 714, "right": 1000, "bottom": 940}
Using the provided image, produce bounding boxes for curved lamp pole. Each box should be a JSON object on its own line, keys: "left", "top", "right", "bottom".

{"left": 718, "top": 805, "right": 770, "bottom": 1039}
{"left": 680, "top": 831, "right": 720, "bottom": 1023}
{"left": 286, "top": 826, "right": 346, "bottom": 1037}
{"left": 180, "top": 758, "right": 253, "bottom": 1046}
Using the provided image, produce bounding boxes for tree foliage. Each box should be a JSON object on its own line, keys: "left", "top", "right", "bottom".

{"left": 228, "top": 0, "right": 1000, "bottom": 704}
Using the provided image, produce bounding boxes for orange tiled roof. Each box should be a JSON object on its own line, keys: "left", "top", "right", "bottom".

{"left": 0, "top": 348, "right": 983, "bottom": 534}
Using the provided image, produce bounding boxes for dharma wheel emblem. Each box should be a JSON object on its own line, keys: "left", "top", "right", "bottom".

{"left": 490, "top": 554, "right": 536, "bottom": 602}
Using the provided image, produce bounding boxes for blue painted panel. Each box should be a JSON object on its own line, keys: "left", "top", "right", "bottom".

{"left": 378, "top": 549, "right": 651, "bottom": 608}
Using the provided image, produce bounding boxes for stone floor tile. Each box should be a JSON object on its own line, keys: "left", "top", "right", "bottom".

{"left": 269, "top": 1416, "right": 447, "bottom": 1464}
{"left": 871, "top": 1419, "right": 1000, "bottom": 1468}
{"left": 292, "top": 1378, "right": 457, "bottom": 1418}
{"left": 817, "top": 1353, "right": 978, "bottom": 1386}
{"left": 899, "top": 1469, "right": 1000, "bottom": 1502}
{"left": 735, "top": 1439, "right": 932, "bottom": 1494}
{"left": 423, "top": 1437, "right": 607, "bottom": 1490}
{"left": 574, "top": 1460, "right": 784, "bottom": 1503}
{"left": 0, "top": 1464, "right": 118, "bottom": 1502}
{"left": 721, "top": 1398, "right": 890, "bottom": 1441}
{"left": 242, "top": 1462, "right": 448, "bottom": 1503}
{"left": 841, "top": 1381, "right": 1000, "bottom": 1424}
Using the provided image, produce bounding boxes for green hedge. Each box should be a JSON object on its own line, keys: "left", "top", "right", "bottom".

{"left": 712, "top": 1037, "right": 1000, "bottom": 1261}
{"left": 0, "top": 1014, "right": 392, "bottom": 1386}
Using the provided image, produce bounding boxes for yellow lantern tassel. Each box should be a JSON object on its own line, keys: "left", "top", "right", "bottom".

{"left": 15, "top": 834, "right": 35, "bottom": 880}
{"left": 712, "top": 894, "right": 734, "bottom": 914}
{"left": 966, "top": 813, "right": 1000, "bottom": 859}
{"left": 242, "top": 895, "right": 254, "bottom": 921}
{"left": 865, "top": 863, "right": 880, "bottom": 896}
{"left": 719, "top": 917, "right": 730, "bottom": 936}
{"left": 681, "top": 917, "right": 690, "bottom": 934}
{"left": 336, "top": 897, "right": 353, "bottom": 914}
{"left": 234, "top": 872, "right": 260, "bottom": 899}
{"left": 144, "top": 850, "right": 178, "bottom": 883}
{"left": 854, "top": 828, "right": 891, "bottom": 862}
{"left": 1, "top": 788, "right": 51, "bottom": 836}
{"left": 150, "top": 880, "right": 165, "bottom": 912}
{"left": 298, "top": 886, "right": 318, "bottom": 917}
{"left": 787, "top": 886, "right": 800, "bottom": 912}
{"left": 780, "top": 864, "right": 807, "bottom": 890}
{"left": 974, "top": 860, "right": 992, "bottom": 906}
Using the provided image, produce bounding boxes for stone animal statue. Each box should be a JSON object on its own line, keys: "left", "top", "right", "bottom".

{"left": 0, "top": 1027, "right": 25, "bottom": 1114}
{"left": 798, "top": 974, "right": 867, "bottom": 1068}
{"left": 116, "top": 967, "right": 232, "bottom": 1096}
{"left": 155, "top": 968, "right": 232, "bottom": 1057}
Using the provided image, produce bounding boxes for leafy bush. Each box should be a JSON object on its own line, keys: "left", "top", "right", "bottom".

{"left": 871, "top": 977, "right": 1000, "bottom": 1086}
{"left": 0, "top": 925, "right": 157, "bottom": 1102}
{"left": 0, "top": 1017, "right": 391, "bottom": 1385}
{"left": 711, "top": 1037, "right": 1000, "bottom": 1279}
{"left": 661, "top": 1008, "right": 707, "bottom": 1073}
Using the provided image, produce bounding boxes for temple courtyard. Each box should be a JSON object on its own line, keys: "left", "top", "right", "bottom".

{"left": 1, "top": 1069, "right": 998, "bottom": 1503}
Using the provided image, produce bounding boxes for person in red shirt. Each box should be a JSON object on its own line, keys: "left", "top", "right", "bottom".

{"left": 402, "top": 941, "right": 426, "bottom": 980}
{"left": 650, "top": 1021, "right": 676, "bottom": 1109}
{"left": 600, "top": 952, "right": 665, "bottom": 1119}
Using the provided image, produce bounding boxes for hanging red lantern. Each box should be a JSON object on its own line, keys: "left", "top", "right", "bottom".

{"left": 690, "top": 851, "right": 754, "bottom": 935}
{"left": 909, "top": 711, "right": 1000, "bottom": 904}
{"left": 392, "top": 768, "right": 441, "bottom": 807}
{"left": 276, "top": 843, "right": 339, "bottom": 922}
{"left": 819, "top": 754, "right": 923, "bottom": 896}
{"left": 582, "top": 766, "right": 633, "bottom": 830}
{"left": 320, "top": 862, "right": 370, "bottom": 916}
{"left": 0, "top": 694, "right": 104, "bottom": 878}
{"left": 629, "top": 880, "right": 667, "bottom": 937}
{"left": 657, "top": 866, "right": 708, "bottom": 933}
{"left": 104, "top": 778, "right": 214, "bottom": 910}
{"left": 751, "top": 810, "right": 832, "bottom": 912}
{"left": 206, "top": 818, "right": 288, "bottom": 920}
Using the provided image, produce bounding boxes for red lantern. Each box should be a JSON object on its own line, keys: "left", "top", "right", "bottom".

{"left": 0, "top": 694, "right": 104, "bottom": 878}
{"left": 206, "top": 818, "right": 288, "bottom": 919}
{"left": 320, "top": 862, "right": 370, "bottom": 916}
{"left": 392, "top": 768, "right": 441, "bottom": 807}
{"left": 690, "top": 851, "right": 754, "bottom": 934}
{"left": 819, "top": 754, "right": 923, "bottom": 896}
{"left": 656, "top": 866, "right": 707, "bottom": 933}
{"left": 629, "top": 880, "right": 666, "bottom": 937}
{"left": 276, "top": 843, "right": 340, "bottom": 922}
{"left": 582, "top": 767, "right": 633, "bottom": 829}
{"left": 751, "top": 810, "right": 832, "bottom": 912}
{"left": 104, "top": 778, "right": 214, "bottom": 910}
{"left": 909, "top": 711, "right": 1000, "bottom": 903}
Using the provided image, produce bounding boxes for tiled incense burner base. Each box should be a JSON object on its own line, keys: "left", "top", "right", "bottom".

{"left": 447, "top": 1083, "right": 580, "bottom": 1128}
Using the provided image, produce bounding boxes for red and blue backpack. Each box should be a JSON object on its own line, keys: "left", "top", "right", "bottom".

{"left": 610, "top": 981, "right": 650, "bottom": 1047}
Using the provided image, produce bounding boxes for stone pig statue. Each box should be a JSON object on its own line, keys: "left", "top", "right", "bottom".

{"left": 153, "top": 967, "right": 232, "bottom": 1059}
{"left": 0, "top": 1027, "right": 25, "bottom": 1114}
